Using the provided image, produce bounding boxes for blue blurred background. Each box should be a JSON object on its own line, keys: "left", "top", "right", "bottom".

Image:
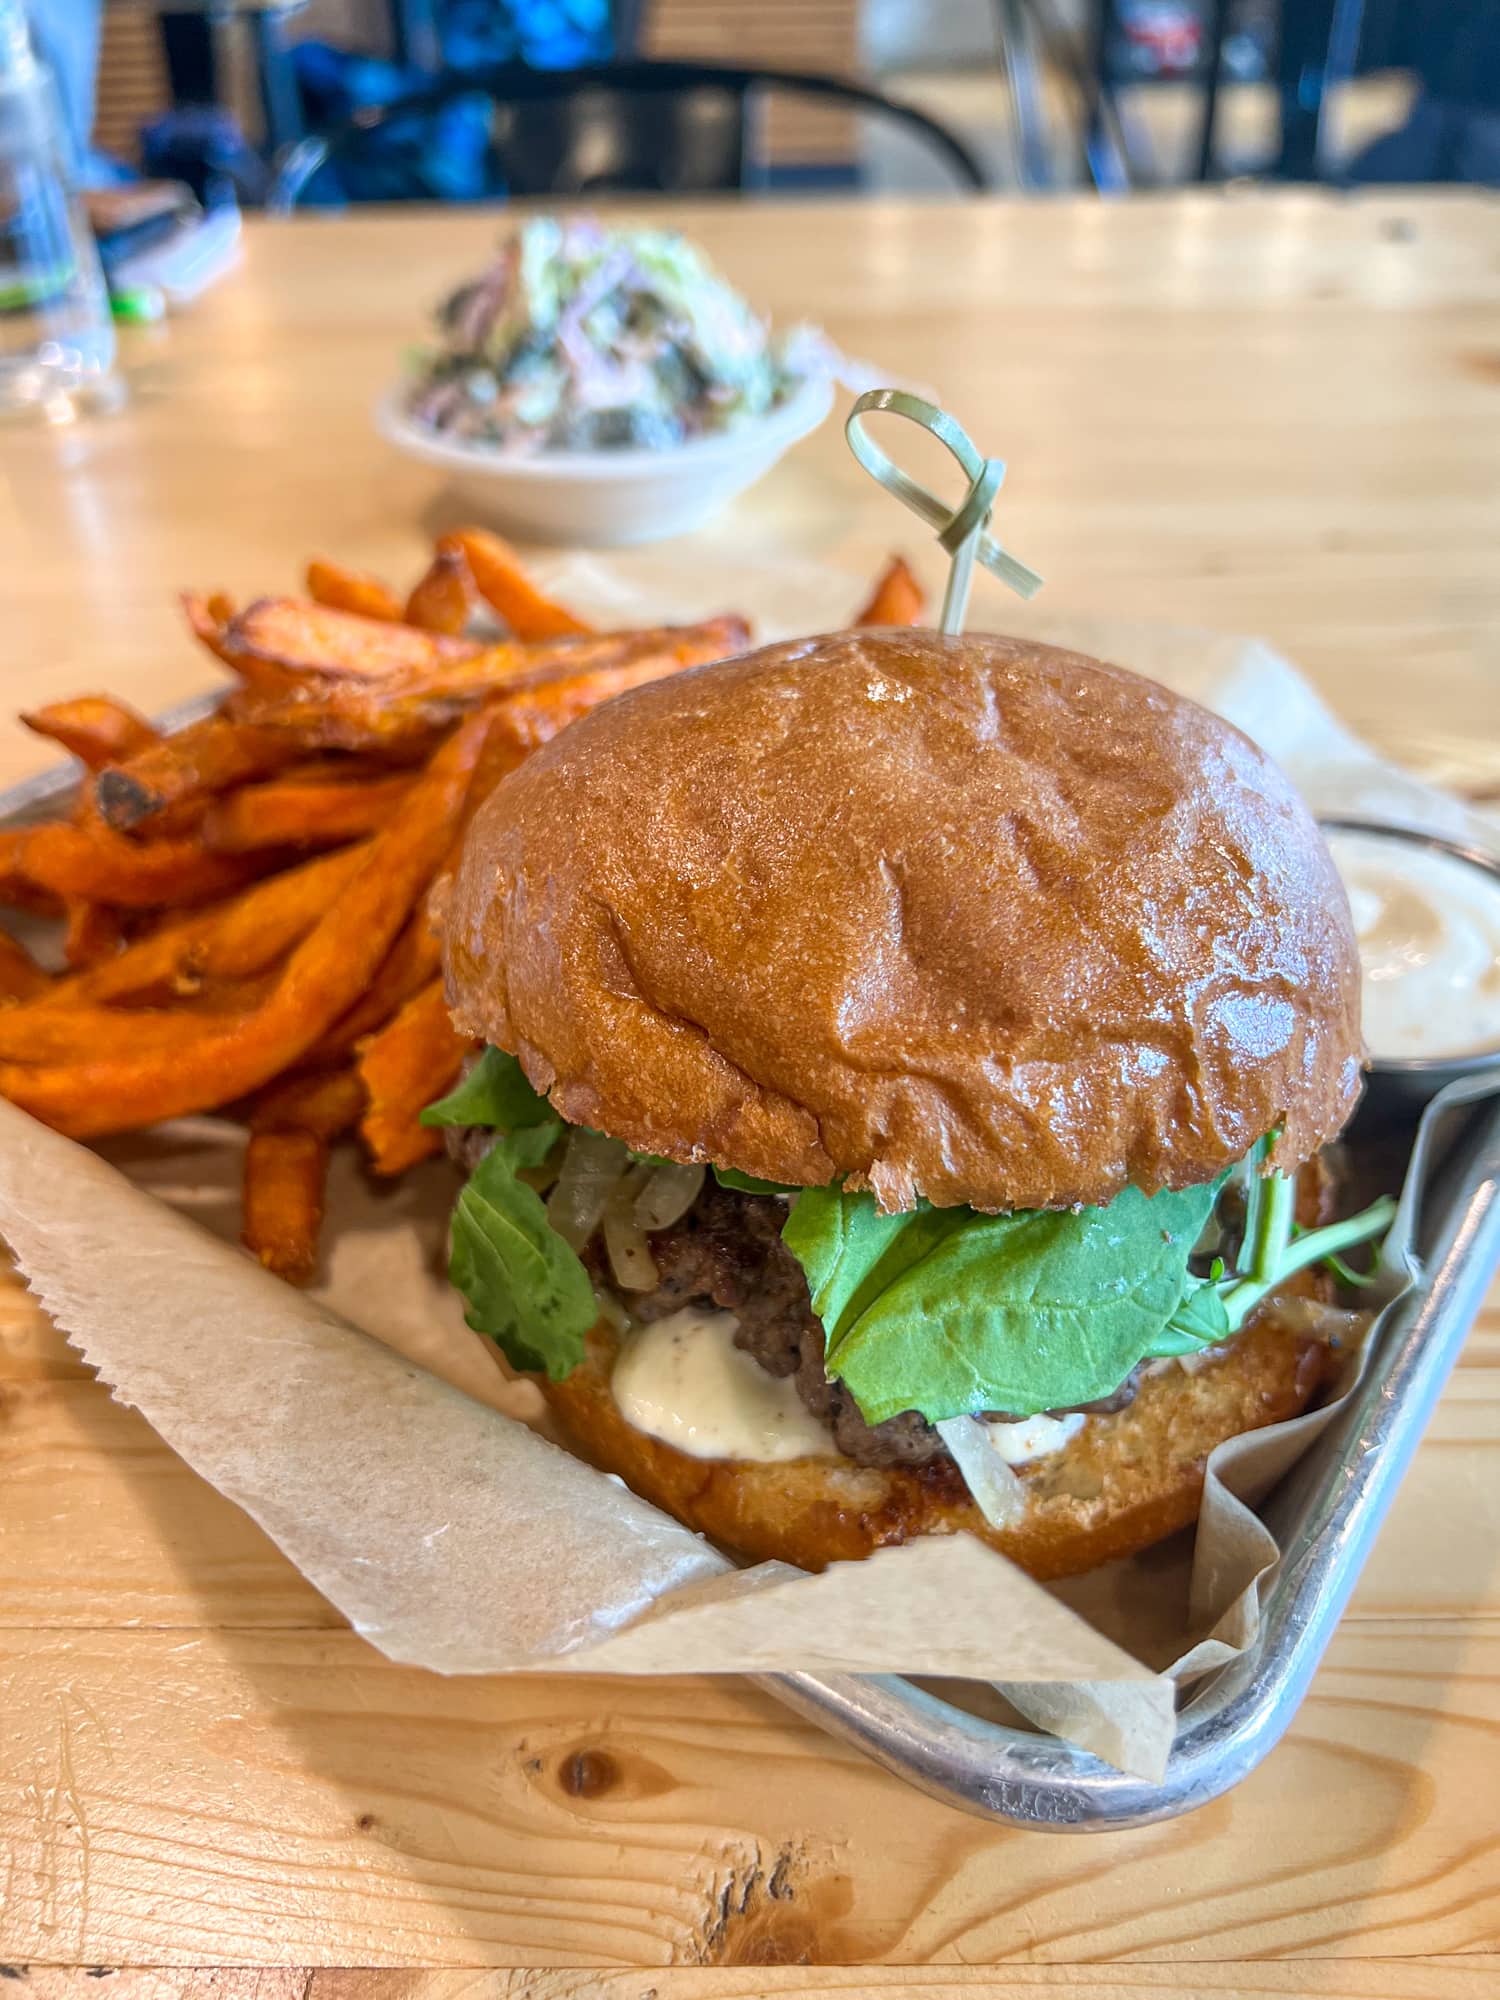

{"left": 30, "top": 0, "right": 1500, "bottom": 206}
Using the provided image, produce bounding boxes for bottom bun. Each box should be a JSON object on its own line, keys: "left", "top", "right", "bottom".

{"left": 543, "top": 1295, "right": 1340, "bottom": 1580}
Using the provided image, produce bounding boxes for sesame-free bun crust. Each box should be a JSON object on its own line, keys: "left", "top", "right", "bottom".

{"left": 543, "top": 1299, "right": 1336, "bottom": 1580}
{"left": 445, "top": 629, "right": 1362, "bottom": 1212}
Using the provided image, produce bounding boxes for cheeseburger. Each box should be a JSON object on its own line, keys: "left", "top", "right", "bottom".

{"left": 427, "top": 628, "right": 1383, "bottom": 1579}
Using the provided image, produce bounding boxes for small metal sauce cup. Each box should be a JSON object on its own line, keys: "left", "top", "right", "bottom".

{"left": 1319, "top": 815, "right": 1500, "bottom": 1110}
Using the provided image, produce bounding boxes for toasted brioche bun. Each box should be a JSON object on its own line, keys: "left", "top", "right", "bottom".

{"left": 541, "top": 1294, "right": 1339, "bottom": 1581}
{"left": 445, "top": 630, "right": 1361, "bottom": 1213}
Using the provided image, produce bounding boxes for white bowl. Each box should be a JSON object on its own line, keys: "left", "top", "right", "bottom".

{"left": 373, "top": 373, "right": 834, "bottom": 547}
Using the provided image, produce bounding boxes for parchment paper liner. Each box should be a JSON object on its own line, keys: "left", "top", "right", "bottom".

{"left": 3, "top": 574, "right": 1493, "bottom": 1783}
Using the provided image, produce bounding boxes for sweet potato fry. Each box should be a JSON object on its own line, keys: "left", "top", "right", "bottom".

{"left": 291, "top": 692, "right": 516, "bottom": 1065}
{"left": 853, "top": 554, "right": 926, "bottom": 627}
{"left": 443, "top": 527, "right": 592, "bottom": 639}
{"left": 249, "top": 1064, "right": 366, "bottom": 1139}
{"left": 0, "top": 820, "right": 268, "bottom": 910}
{"left": 404, "top": 545, "right": 477, "bottom": 636}
{"left": 223, "top": 597, "right": 479, "bottom": 682}
{"left": 0, "top": 929, "right": 48, "bottom": 1002}
{"left": 260, "top": 755, "right": 406, "bottom": 785}
{"left": 226, "top": 618, "right": 751, "bottom": 755}
{"left": 0, "top": 1003, "right": 184, "bottom": 1063}
{"left": 305, "top": 558, "right": 403, "bottom": 624}
{"left": 0, "top": 709, "right": 492, "bottom": 1136}
{"left": 182, "top": 591, "right": 241, "bottom": 671}
{"left": 315, "top": 717, "right": 536, "bottom": 1047}
{"left": 462, "top": 698, "right": 534, "bottom": 811}
{"left": 358, "top": 978, "right": 470, "bottom": 1175}
{"left": 45, "top": 844, "right": 367, "bottom": 1007}
{"left": 242, "top": 1127, "right": 330, "bottom": 1281}
{"left": 309, "top": 909, "right": 442, "bottom": 1060}
{"left": 486, "top": 632, "right": 753, "bottom": 758}
{"left": 0, "top": 867, "right": 61, "bottom": 919}
{"left": 202, "top": 771, "right": 414, "bottom": 854}
{"left": 242, "top": 1063, "right": 367, "bottom": 1281}
{"left": 219, "top": 645, "right": 563, "bottom": 752}
{"left": 62, "top": 899, "right": 123, "bottom": 968}
{"left": 21, "top": 696, "right": 161, "bottom": 770}
{"left": 0, "top": 980, "right": 277, "bottom": 1063}
{"left": 93, "top": 715, "right": 305, "bottom": 832}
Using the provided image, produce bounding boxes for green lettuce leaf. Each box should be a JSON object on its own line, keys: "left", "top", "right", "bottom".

{"left": 421, "top": 1045, "right": 553, "bottom": 1132}
{"left": 429, "top": 1050, "right": 1370, "bottom": 1426}
{"left": 781, "top": 1180, "right": 1221, "bottom": 1424}
{"left": 425, "top": 1050, "right": 597, "bottom": 1378}
{"left": 447, "top": 1117, "right": 598, "bottom": 1379}
{"left": 712, "top": 1166, "right": 799, "bottom": 1195}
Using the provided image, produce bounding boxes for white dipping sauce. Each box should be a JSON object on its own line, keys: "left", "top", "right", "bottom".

{"left": 612, "top": 1308, "right": 834, "bottom": 1462}
{"left": 1327, "top": 829, "right": 1500, "bottom": 1060}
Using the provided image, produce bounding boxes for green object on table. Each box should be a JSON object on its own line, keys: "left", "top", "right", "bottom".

{"left": 844, "top": 388, "right": 1043, "bottom": 633}
{"left": 0, "top": 261, "right": 71, "bottom": 312}
{"left": 110, "top": 284, "right": 166, "bottom": 325}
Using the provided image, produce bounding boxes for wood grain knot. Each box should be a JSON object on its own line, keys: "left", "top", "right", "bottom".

{"left": 558, "top": 1748, "right": 618, "bottom": 1798}
{"left": 694, "top": 1842, "right": 858, "bottom": 1966}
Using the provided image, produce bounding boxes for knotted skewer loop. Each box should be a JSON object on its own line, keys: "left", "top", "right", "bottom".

{"left": 844, "top": 388, "right": 1044, "bottom": 634}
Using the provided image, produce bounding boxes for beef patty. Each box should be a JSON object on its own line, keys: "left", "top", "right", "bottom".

{"left": 448, "top": 1131, "right": 1337, "bottom": 1470}
{"left": 624, "top": 1183, "right": 1137, "bottom": 1469}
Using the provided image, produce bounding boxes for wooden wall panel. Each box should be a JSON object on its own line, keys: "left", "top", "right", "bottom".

{"left": 645, "top": 0, "right": 862, "bottom": 169}
{"left": 93, "top": 5, "right": 168, "bottom": 165}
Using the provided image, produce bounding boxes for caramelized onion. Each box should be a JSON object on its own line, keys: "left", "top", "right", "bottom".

{"left": 546, "top": 1129, "right": 629, "bottom": 1250}
{"left": 633, "top": 1161, "right": 705, "bottom": 1232}
{"left": 604, "top": 1162, "right": 659, "bottom": 1291}
{"left": 935, "top": 1416, "right": 1026, "bottom": 1530}
{"left": 593, "top": 1287, "right": 631, "bottom": 1335}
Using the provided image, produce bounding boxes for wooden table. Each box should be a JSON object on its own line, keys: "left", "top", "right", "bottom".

{"left": 3, "top": 193, "right": 1499, "bottom": 1990}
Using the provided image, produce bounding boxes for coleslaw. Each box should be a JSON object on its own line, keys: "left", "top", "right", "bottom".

{"left": 402, "top": 216, "right": 834, "bottom": 454}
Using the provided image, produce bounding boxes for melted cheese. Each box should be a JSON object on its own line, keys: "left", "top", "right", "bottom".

{"left": 611, "top": 1308, "right": 834, "bottom": 1462}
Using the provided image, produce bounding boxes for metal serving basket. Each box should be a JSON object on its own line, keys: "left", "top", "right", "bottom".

{"left": 763, "top": 1089, "right": 1500, "bottom": 1828}
{"left": 5, "top": 723, "right": 1499, "bottom": 1831}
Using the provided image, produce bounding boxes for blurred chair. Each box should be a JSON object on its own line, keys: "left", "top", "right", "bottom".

{"left": 1114, "top": 0, "right": 1454, "bottom": 186}
{"left": 990, "top": 0, "right": 1140, "bottom": 191}
{"left": 155, "top": 2, "right": 309, "bottom": 153}
{"left": 267, "top": 57, "right": 988, "bottom": 208}
{"left": 1273, "top": 0, "right": 1366, "bottom": 180}
{"left": 991, "top": 0, "right": 1057, "bottom": 187}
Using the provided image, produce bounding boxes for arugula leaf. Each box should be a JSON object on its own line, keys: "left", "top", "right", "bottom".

{"left": 1321, "top": 1248, "right": 1381, "bottom": 1290}
{"left": 782, "top": 1180, "right": 1221, "bottom": 1424}
{"left": 424, "top": 1048, "right": 797, "bottom": 1186}
{"left": 429, "top": 1053, "right": 1388, "bottom": 1425}
{"left": 713, "top": 1166, "right": 799, "bottom": 1196}
{"left": 421, "top": 1045, "right": 553, "bottom": 1132}
{"left": 1148, "top": 1269, "right": 1232, "bottom": 1356}
{"left": 447, "top": 1118, "right": 599, "bottom": 1378}
{"left": 426, "top": 1051, "right": 600, "bottom": 1377}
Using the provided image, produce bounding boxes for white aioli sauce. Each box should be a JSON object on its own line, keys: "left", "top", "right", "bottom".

{"left": 1327, "top": 829, "right": 1500, "bottom": 1060}
{"left": 613, "top": 1308, "right": 1093, "bottom": 1469}
{"left": 612, "top": 1308, "right": 834, "bottom": 1462}
{"left": 983, "top": 1410, "right": 1087, "bottom": 1464}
